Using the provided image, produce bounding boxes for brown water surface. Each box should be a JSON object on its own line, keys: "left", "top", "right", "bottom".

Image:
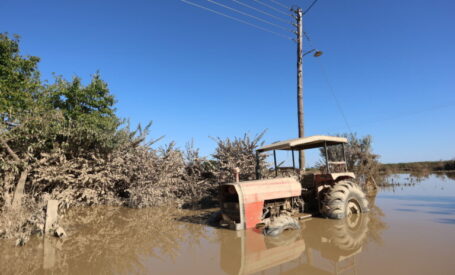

{"left": 1, "top": 173, "right": 455, "bottom": 274}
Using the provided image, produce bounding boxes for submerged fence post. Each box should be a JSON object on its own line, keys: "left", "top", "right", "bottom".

{"left": 45, "top": 200, "right": 59, "bottom": 235}
{"left": 43, "top": 237, "right": 56, "bottom": 270}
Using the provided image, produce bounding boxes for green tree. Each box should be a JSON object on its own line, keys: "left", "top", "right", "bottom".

{"left": 46, "top": 74, "right": 121, "bottom": 155}
{"left": 0, "top": 33, "right": 45, "bottom": 208}
{"left": 0, "top": 33, "right": 122, "bottom": 209}
{"left": 0, "top": 33, "right": 41, "bottom": 120}
{"left": 48, "top": 74, "right": 117, "bottom": 128}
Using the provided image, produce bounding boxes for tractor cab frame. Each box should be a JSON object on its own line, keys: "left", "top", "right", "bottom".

{"left": 219, "top": 135, "right": 368, "bottom": 232}
{"left": 255, "top": 135, "right": 354, "bottom": 182}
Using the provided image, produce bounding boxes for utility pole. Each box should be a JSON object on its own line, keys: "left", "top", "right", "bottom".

{"left": 182, "top": 0, "right": 319, "bottom": 172}
{"left": 294, "top": 8, "right": 305, "bottom": 171}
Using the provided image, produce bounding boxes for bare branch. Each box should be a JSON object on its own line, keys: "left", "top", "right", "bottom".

{"left": 0, "top": 135, "right": 21, "bottom": 163}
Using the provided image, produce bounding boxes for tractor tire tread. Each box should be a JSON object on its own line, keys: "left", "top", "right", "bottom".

{"left": 321, "top": 180, "right": 369, "bottom": 219}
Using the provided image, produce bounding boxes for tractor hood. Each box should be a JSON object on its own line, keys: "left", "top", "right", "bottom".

{"left": 234, "top": 177, "right": 301, "bottom": 203}
{"left": 220, "top": 177, "right": 301, "bottom": 230}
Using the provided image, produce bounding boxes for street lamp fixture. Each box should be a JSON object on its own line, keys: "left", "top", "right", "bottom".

{"left": 303, "top": 48, "right": 323, "bottom": 57}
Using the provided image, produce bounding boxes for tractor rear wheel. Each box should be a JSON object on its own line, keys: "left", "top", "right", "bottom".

{"left": 321, "top": 180, "right": 369, "bottom": 219}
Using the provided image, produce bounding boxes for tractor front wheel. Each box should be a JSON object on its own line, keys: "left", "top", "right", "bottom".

{"left": 321, "top": 180, "right": 369, "bottom": 219}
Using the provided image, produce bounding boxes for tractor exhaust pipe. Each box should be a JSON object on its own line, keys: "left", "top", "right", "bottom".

{"left": 233, "top": 167, "right": 240, "bottom": 183}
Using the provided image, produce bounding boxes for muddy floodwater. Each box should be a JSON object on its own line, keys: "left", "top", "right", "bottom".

{"left": 1, "top": 173, "right": 455, "bottom": 275}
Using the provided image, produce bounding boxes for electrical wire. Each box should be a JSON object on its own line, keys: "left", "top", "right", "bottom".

{"left": 303, "top": 32, "right": 353, "bottom": 133}
{"left": 267, "top": 0, "right": 290, "bottom": 10}
{"left": 317, "top": 61, "right": 353, "bottom": 133}
{"left": 302, "top": 31, "right": 454, "bottom": 136}
{"left": 350, "top": 101, "right": 455, "bottom": 128}
{"left": 181, "top": 0, "right": 293, "bottom": 40}
{"left": 229, "top": 0, "right": 291, "bottom": 23}
{"left": 303, "top": 0, "right": 319, "bottom": 15}
{"left": 252, "top": 0, "right": 291, "bottom": 16}
{"left": 303, "top": 31, "right": 311, "bottom": 41}
{"left": 204, "top": 0, "right": 290, "bottom": 31}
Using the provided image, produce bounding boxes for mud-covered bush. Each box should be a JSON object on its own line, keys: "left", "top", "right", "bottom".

{"left": 23, "top": 138, "right": 216, "bottom": 210}
{"left": 0, "top": 195, "right": 46, "bottom": 245}
{"left": 211, "top": 131, "right": 267, "bottom": 182}
{"left": 0, "top": 32, "right": 265, "bottom": 243}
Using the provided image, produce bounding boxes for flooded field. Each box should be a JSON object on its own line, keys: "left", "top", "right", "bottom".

{"left": 1, "top": 173, "right": 455, "bottom": 275}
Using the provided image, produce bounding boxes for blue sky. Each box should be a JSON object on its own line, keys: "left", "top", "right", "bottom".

{"left": 1, "top": 0, "right": 454, "bottom": 165}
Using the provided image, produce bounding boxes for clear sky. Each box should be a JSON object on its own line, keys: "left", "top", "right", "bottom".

{"left": 1, "top": 0, "right": 454, "bottom": 165}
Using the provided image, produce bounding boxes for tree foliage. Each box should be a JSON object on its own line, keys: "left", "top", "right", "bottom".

{"left": 319, "top": 133, "right": 380, "bottom": 181}
{"left": 48, "top": 74, "right": 118, "bottom": 129}
{"left": 45, "top": 75, "right": 121, "bottom": 156}
{"left": 0, "top": 33, "right": 41, "bottom": 119}
{"left": 0, "top": 33, "right": 220, "bottom": 218}
{"left": 0, "top": 33, "right": 128, "bottom": 210}
{"left": 0, "top": 33, "right": 274, "bottom": 243}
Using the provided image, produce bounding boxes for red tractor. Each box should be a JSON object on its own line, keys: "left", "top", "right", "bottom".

{"left": 219, "top": 135, "right": 369, "bottom": 234}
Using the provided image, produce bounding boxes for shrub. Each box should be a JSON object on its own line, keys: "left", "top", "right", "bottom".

{"left": 211, "top": 131, "right": 267, "bottom": 182}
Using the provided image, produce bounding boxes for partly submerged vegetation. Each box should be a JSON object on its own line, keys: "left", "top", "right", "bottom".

{"left": 0, "top": 33, "right": 271, "bottom": 243}
{"left": 0, "top": 33, "right": 384, "bottom": 244}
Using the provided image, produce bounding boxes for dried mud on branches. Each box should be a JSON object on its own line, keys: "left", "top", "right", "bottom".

{"left": 0, "top": 127, "right": 267, "bottom": 245}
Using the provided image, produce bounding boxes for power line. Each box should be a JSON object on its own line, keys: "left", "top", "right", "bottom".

{"left": 252, "top": 0, "right": 291, "bottom": 16}
{"left": 303, "top": 31, "right": 311, "bottom": 41}
{"left": 181, "top": 0, "right": 293, "bottom": 40}
{"left": 303, "top": 0, "right": 319, "bottom": 15}
{"left": 320, "top": 101, "right": 455, "bottom": 134}
{"left": 317, "top": 61, "right": 353, "bottom": 134}
{"left": 302, "top": 31, "right": 353, "bottom": 133}
{"left": 204, "top": 0, "right": 290, "bottom": 31}
{"left": 267, "top": 0, "right": 290, "bottom": 10}
{"left": 352, "top": 101, "right": 455, "bottom": 127}
{"left": 229, "top": 0, "right": 291, "bottom": 24}
{"left": 303, "top": 30, "right": 442, "bottom": 137}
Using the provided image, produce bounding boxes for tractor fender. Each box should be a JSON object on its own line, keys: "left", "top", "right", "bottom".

{"left": 330, "top": 172, "right": 356, "bottom": 182}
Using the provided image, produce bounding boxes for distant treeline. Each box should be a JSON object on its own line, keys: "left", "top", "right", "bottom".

{"left": 380, "top": 160, "right": 455, "bottom": 173}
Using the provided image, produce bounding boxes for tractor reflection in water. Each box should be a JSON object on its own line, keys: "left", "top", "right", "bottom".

{"left": 220, "top": 213, "right": 370, "bottom": 275}
{"left": 219, "top": 136, "right": 369, "bottom": 235}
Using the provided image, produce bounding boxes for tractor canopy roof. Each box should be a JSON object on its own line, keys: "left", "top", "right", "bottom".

{"left": 257, "top": 135, "right": 347, "bottom": 152}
